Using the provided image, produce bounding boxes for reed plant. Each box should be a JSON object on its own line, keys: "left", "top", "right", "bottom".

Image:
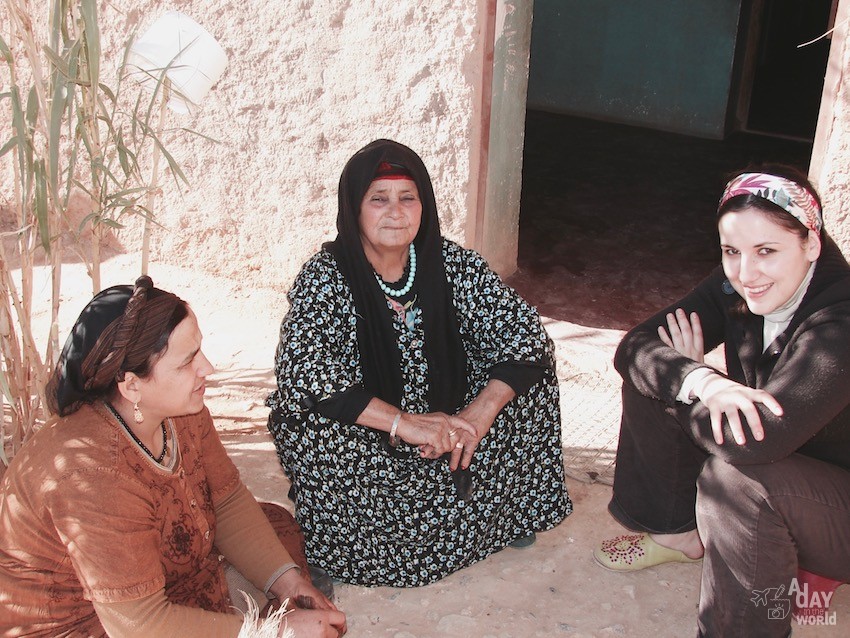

{"left": 1, "top": 0, "right": 196, "bottom": 466}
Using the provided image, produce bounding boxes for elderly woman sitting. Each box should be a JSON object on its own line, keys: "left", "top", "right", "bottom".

{"left": 266, "top": 139, "right": 572, "bottom": 587}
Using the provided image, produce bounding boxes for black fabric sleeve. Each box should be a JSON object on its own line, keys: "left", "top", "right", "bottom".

{"left": 614, "top": 266, "right": 730, "bottom": 405}
{"left": 314, "top": 386, "right": 374, "bottom": 424}
{"left": 489, "top": 362, "right": 546, "bottom": 397}
{"left": 677, "top": 303, "right": 850, "bottom": 466}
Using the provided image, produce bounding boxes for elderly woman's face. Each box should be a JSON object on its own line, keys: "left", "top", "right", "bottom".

{"left": 719, "top": 207, "right": 821, "bottom": 315}
{"left": 359, "top": 178, "right": 422, "bottom": 259}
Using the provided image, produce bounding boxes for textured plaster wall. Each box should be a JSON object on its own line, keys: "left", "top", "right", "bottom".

{"left": 811, "top": 0, "right": 850, "bottom": 256}
{"left": 63, "top": 0, "right": 489, "bottom": 290}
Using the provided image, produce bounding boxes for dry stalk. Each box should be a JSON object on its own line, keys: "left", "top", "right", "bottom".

{"left": 1, "top": 0, "right": 205, "bottom": 464}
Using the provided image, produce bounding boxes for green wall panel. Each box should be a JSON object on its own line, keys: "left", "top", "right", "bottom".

{"left": 528, "top": 1, "right": 743, "bottom": 138}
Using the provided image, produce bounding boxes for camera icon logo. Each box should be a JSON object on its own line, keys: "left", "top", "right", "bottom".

{"left": 767, "top": 601, "right": 791, "bottom": 620}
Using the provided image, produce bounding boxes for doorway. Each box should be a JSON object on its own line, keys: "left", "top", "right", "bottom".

{"left": 732, "top": 0, "right": 835, "bottom": 140}
{"left": 513, "top": 2, "right": 828, "bottom": 330}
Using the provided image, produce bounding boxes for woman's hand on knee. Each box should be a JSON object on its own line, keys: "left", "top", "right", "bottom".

{"left": 697, "top": 374, "right": 783, "bottom": 445}
{"left": 268, "top": 568, "right": 340, "bottom": 613}
{"left": 280, "top": 608, "right": 347, "bottom": 637}
{"left": 658, "top": 308, "right": 705, "bottom": 362}
{"left": 448, "top": 379, "right": 516, "bottom": 470}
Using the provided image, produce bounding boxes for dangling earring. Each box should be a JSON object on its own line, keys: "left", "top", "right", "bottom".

{"left": 133, "top": 403, "right": 144, "bottom": 424}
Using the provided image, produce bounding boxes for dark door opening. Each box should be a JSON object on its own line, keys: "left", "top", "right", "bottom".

{"left": 512, "top": 113, "right": 812, "bottom": 331}
{"left": 735, "top": 0, "right": 834, "bottom": 140}
{"left": 513, "top": 3, "right": 826, "bottom": 331}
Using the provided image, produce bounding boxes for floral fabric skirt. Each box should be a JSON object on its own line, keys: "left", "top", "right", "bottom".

{"left": 268, "top": 379, "right": 572, "bottom": 587}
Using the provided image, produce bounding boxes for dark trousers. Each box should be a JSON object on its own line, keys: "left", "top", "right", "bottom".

{"left": 696, "top": 454, "right": 850, "bottom": 637}
{"left": 610, "top": 385, "right": 850, "bottom": 637}
{"left": 609, "top": 384, "right": 708, "bottom": 533}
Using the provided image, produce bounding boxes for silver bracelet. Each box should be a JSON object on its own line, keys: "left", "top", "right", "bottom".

{"left": 389, "top": 411, "right": 402, "bottom": 447}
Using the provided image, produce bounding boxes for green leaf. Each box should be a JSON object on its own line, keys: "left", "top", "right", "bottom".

{"left": 78, "top": 212, "right": 96, "bottom": 227}
{"left": 0, "top": 368, "right": 15, "bottom": 408}
{"left": 80, "top": 0, "right": 101, "bottom": 89}
{"left": 155, "top": 138, "right": 189, "bottom": 186}
{"left": 135, "top": 119, "right": 190, "bottom": 187}
{"left": 63, "top": 130, "right": 79, "bottom": 209}
{"left": 116, "top": 135, "right": 131, "bottom": 176}
{"left": 48, "top": 60, "right": 73, "bottom": 204}
{"left": 132, "top": 204, "right": 156, "bottom": 220}
{"left": 71, "top": 178, "right": 94, "bottom": 199}
{"left": 42, "top": 44, "right": 71, "bottom": 79}
{"left": 48, "top": 0, "right": 63, "bottom": 52}
{"left": 9, "top": 86, "right": 29, "bottom": 201}
{"left": 25, "top": 86, "right": 39, "bottom": 131}
{"left": 99, "top": 83, "right": 116, "bottom": 104}
{"left": 0, "top": 33, "right": 12, "bottom": 64}
{"left": 0, "top": 137, "right": 17, "bottom": 158}
{"left": 66, "top": 39, "right": 82, "bottom": 87}
{"left": 105, "top": 185, "right": 149, "bottom": 199}
{"left": 178, "top": 127, "right": 221, "bottom": 144}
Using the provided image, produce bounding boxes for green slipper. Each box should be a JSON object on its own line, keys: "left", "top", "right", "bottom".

{"left": 593, "top": 533, "right": 702, "bottom": 572}
{"left": 508, "top": 532, "right": 537, "bottom": 548}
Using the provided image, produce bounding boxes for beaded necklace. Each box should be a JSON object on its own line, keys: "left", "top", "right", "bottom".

{"left": 105, "top": 402, "right": 167, "bottom": 464}
{"left": 374, "top": 243, "right": 417, "bottom": 297}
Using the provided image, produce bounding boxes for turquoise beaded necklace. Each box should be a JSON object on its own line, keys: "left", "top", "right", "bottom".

{"left": 374, "top": 243, "right": 417, "bottom": 298}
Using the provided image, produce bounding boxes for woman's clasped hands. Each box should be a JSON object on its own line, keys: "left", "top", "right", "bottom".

{"left": 397, "top": 412, "right": 477, "bottom": 463}
{"left": 658, "top": 308, "right": 783, "bottom": 446}
{"left": 399, "top": 380, "right": 517, "bottom": 470}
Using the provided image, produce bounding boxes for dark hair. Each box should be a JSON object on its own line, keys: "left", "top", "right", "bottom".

{"left": 46, "top": 276, "right": 188, "bottom": 416}
{"left": 717, "top": 163, "right": 823, "bottom": 241}
{"left": 123, "top": 293, "right": 188, "bottom": 381}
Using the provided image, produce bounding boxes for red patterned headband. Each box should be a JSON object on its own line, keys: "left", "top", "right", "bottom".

{"left": 719, "top": 172, "right": 822, "bottom": 233}
{"left": 373, "top": 161, "right": 414, "bottom": 181}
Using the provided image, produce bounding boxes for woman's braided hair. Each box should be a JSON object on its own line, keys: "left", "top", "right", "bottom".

{"left": 46, "top": 276, "right": 187, "bottom": 416}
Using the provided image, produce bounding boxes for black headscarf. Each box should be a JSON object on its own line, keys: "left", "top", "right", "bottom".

{"left": 46, "top": 276, "right": 185, "bottom": 417}
{"left": 324, "top": 139, "right": 468, "bottom": 415}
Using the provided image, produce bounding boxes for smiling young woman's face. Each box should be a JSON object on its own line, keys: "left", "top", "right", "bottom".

{"left": 718, "top": 207, "right": 821, "bottom": 315}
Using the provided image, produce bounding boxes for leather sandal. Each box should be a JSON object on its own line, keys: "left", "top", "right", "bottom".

{"left": 593, "top": 533, "right": 702, "bottom": 571}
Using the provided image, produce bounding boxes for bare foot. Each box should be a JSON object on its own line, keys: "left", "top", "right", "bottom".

{"left": 650, "top": 530, "right": 704, "bottom": 560}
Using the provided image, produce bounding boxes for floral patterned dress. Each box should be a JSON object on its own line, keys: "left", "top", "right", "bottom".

{"left": 267, "top": 239, "right": 571, "bottom": 586}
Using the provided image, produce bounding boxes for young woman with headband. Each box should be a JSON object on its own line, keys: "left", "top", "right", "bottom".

{"left": 594, "top": 166, "right": 850, "bottom": 636}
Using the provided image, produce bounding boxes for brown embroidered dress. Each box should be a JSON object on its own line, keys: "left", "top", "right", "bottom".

{"left": 0, "top": 403, "right": 267, "bottom": 637}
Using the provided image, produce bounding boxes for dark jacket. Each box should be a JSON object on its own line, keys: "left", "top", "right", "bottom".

{"left": 614, "top": 235, "right": 850, "bottom": 469}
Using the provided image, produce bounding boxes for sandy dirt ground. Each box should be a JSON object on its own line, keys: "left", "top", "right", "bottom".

{"left": 16, "top": 254, "right": 850, "bottom": 637}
